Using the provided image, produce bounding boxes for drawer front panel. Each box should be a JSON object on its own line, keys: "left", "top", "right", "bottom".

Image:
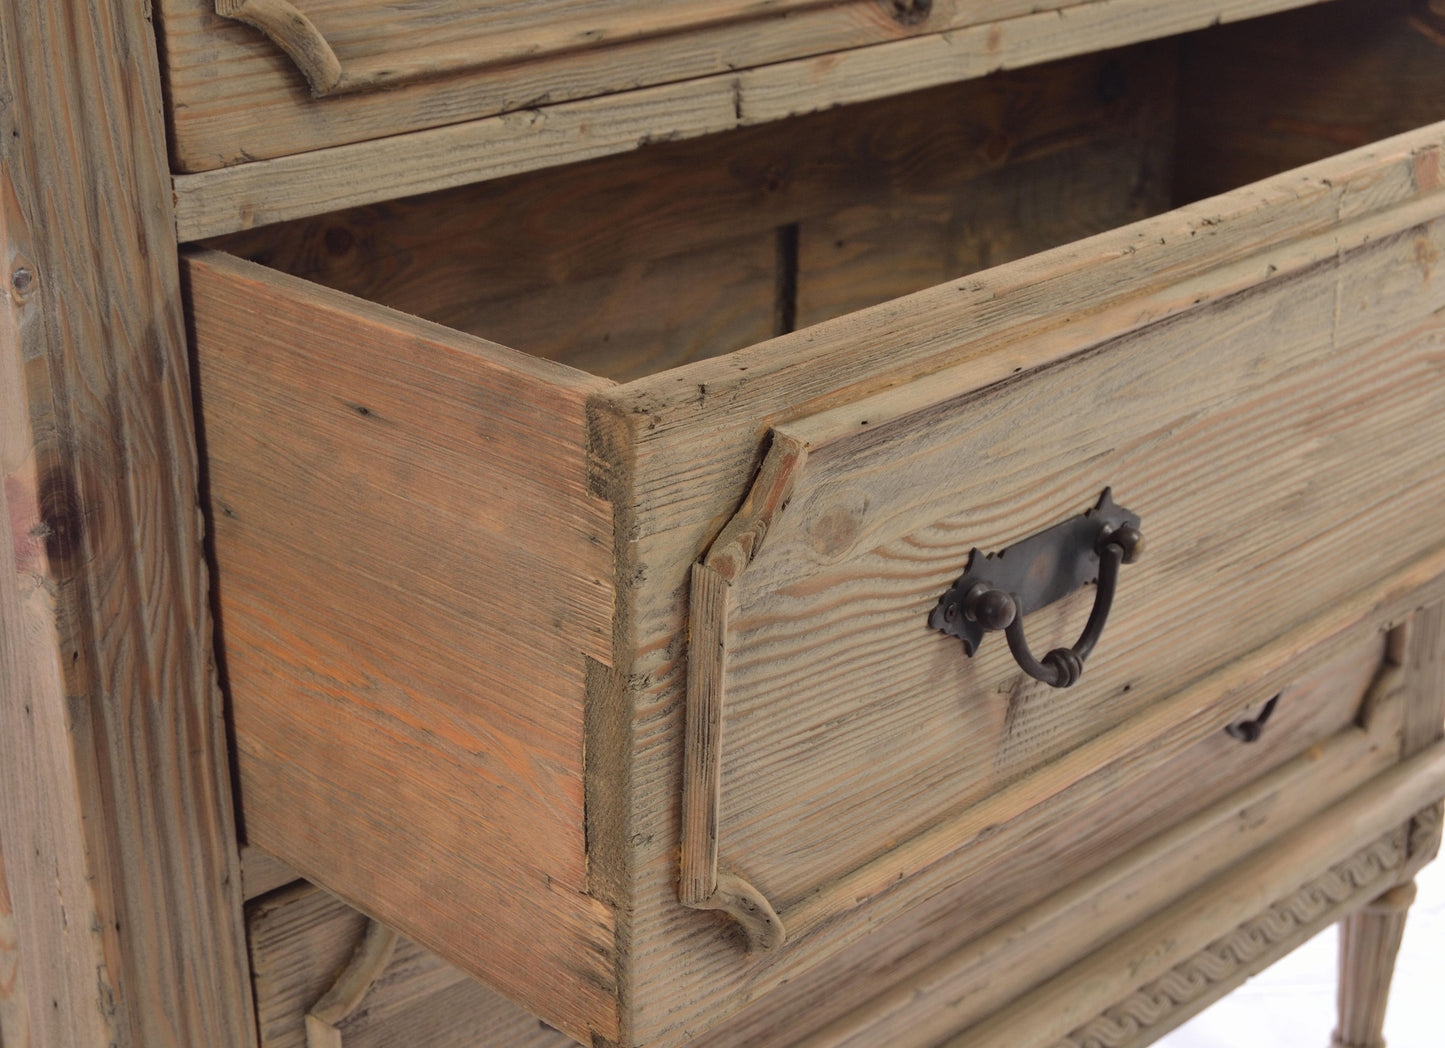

{"left": 683, "top": 208, "right": 1445, "bottom": 941}
{"left": 161, "top": 0, "right": 1333, "bottom": 178}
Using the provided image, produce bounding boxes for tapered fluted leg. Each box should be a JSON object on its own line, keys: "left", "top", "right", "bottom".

{"left": 1331, "top": 880, "right": 1417, "bottom": 1048}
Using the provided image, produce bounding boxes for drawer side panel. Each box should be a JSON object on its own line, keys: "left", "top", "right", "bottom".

{"left": 187, "top": 251, "right": 620, "bottom": 1041}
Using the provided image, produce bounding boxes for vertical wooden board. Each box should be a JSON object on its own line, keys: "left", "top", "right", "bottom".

{"left": 0, "top": 2, "right": 256, "bottom": 1045}
{"left": 1403, "top": 603, "right": 1445, "bottom": 756}
{"left": 188, "top": 251, "right": 619, "bottom": 1042}
{"left": 0, "top": 785, "right": 28, "bottom": 1048}
{"left": 1175, "top": 0, "right": 1445, "bottom": 204}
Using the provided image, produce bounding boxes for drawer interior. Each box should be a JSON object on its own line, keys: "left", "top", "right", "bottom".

{"left": 206, "top": 0, "right": 1445, "bottom": 384}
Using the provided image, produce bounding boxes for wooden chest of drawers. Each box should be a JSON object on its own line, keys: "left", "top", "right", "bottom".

{"left": 4, "top": 2, "right": 1445, "bottom": 1048}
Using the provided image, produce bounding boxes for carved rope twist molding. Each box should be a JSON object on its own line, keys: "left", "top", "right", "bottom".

{"left": 1050, "top": 826, "right": 1414, "bottom": 1048}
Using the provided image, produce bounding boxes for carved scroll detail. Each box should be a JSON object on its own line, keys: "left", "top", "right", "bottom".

{"left": 305, "top": 918, "right": 399, "bottom": 1048}
{"left": 1050, "top": 826, "right": 1412, "bottom": 1048}
{"left": 1407, "top": 800, "right": 1443, "bottom": 865}
{"left": 215, "top": 0, "right": 344, "bottom": 95}
{"left": 679, "top": 432, "right": 807, "bottom": 951}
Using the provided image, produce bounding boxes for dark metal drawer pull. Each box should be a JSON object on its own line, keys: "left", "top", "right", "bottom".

{"left": 1225, "top": 695, "right": 1280, "bottom": 743}
{"left": 929, "top": 489, "right": 1143, "bottom": 689}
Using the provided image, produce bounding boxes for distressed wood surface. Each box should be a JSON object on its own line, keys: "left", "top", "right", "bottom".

{"left": 590, "top": 121, "right": 1445, "bottom": 1045}
{"left": 693, "top": 608, "right": 1439, "bottom": 1048}
{"left": 942, "top": 736, "right": 1445, "bottom": 1048}
{"left": 701, "top": 212, "right": 1445, "bottom": 926}
{"left": 170, "top": 0, "right": 1335, "bottom": 237}
{"left": 208, "top": 46, "right": 1174, "bottom": 378}
{"left": 1036, "top": 832, "right": 1414, "bottom": 1048}
{"left": 0, "top": 2, "right": 257, "bottom": 1046}
{"left": 0, "top": 833, "right": 26, "bottom": 1048}
{"left": 188, "top": 251, "right": 619, "bottom": 1043}
{"left": 209, "top": 0, "right": 832, "bottom": 96}
{"left": 247, "top": 884, "right": 575, "bottom": 1048}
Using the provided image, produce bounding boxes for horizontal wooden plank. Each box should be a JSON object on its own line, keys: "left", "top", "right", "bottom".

{"left": 188, "top": 250, "right": 620, "bottom": 1042}
{"left": 171, "top": 0, "right": 1335, "bottom": 239}
{"left": 162, "top": 0, "right": 1333, "bottom": 175}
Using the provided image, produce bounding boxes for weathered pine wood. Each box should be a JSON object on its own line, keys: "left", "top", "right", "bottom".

{"left": 208, "top": 47, "right": 1173, "bottom": 378}
{"left": 170, "top": 0, "right": 1336, "bottom": 238}
{"left": 1332, "top": 881, "right": 1418, "bottom": 1048}
{"left": 0, "top": 834, "right": 26, "bottom": 1048}
{"left": 694, "top": 212, "right": 1445, "bottom": 932}
{"left": 0, "top": 2, "right": 257, "bottom": 1046}
{"left": 1034, "top": 833, "right": 1416, "bottom": 1048}
{"left": 247, "top": 884, "right": 575, "bottom": 1048}
{"left": 162, "top": 0, "right": 1331, "bottom": 175}
{"left": 592, "top": 123, "right": 1445, "bottom": 1045}
{"left": 756, "top": 631, "right": 1398, "bottom": 1048}
{"left": 940, "top": 737, "right": 1445, "bottom": 1048}
{"left": 1402, "top": 603, "right": 1445, "bottom": 757}
{"left": 187, "top": 250, "right": 619, "bottom": 1043}
{"left": 210, "top": 0, "right": 831, "bottom": 97}
{"left": 1175, "top": 0, "right": 1445, "bottom": 205}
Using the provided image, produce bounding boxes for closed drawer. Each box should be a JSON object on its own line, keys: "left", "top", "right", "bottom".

{"left": 239, "top": 628, "right": 1412, "bottom": 1048}
{"left": 188, "top": 6, "right": 1445, "bottom": 1046}
{"left": 159, "top": 0, "right": 1345, "bottom": 187}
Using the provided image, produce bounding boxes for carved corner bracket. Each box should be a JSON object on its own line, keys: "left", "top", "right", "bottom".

{"left": 305, "top": 918, "right": 399, "bottom": 1048}
{"left": 214, "top": 0, "right": 346, "bottom": 95}
{"left": 678, "top": 432, "right": 808, "bottom": 952}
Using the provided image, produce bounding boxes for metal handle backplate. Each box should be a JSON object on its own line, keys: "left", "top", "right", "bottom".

{"left": 928, "top": 489, "right": 1143, "bottom": 688}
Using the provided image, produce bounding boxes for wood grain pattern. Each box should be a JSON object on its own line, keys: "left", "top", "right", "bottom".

{"left": 942, "top": 740, "right": 1445, "bottom": 1048}
{"left": 0, "top": 2, "right": 256, "bottom": 1046}
{"left": 760, "top": 631, "right": 1397, "bottom": 1048}
{"left": 1402, "top": 603, "right": 1445, "bottom": 757}
{"left": 1040, "top": 833, "right": 1413, "bottom": 1048}
{"left": 0, "top": 833, "right": 26, "bottom": 1048}
{"left": 704, "top": 213, "right": 1445, "bottom": 925}
{"left": 593, "top": 122, "right": 1445, "bottom": 1045}
{"left": 162, "top": 0, "right": 1331, "bottom": 175}
{"left": 170, "top": 0, "right": 1337, "bottom": 237}
{"left": 207, "top": 47, "right": 1174, "bottom": 377}
{"left": 211, "top": 0, "right": 832, "bottom": 97}
{"left": 246, "top": 884, "right": 575, "bottom": 1048}
{"left": 188, "top": 250, "right": 619, "bottom": 1043}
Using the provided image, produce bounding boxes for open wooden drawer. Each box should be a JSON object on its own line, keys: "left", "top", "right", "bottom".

{"left": 187, "top": 4, "right": 1445, "bottom": 1045}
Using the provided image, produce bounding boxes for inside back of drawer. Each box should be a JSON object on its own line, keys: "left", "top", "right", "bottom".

{"left": 209, "top": 0, "right": 1445, "bottom": 384}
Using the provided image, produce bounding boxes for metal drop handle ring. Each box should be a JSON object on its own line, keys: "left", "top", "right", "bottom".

{"left": 957, "top": 523, "right": 1144, "bottom": 688}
